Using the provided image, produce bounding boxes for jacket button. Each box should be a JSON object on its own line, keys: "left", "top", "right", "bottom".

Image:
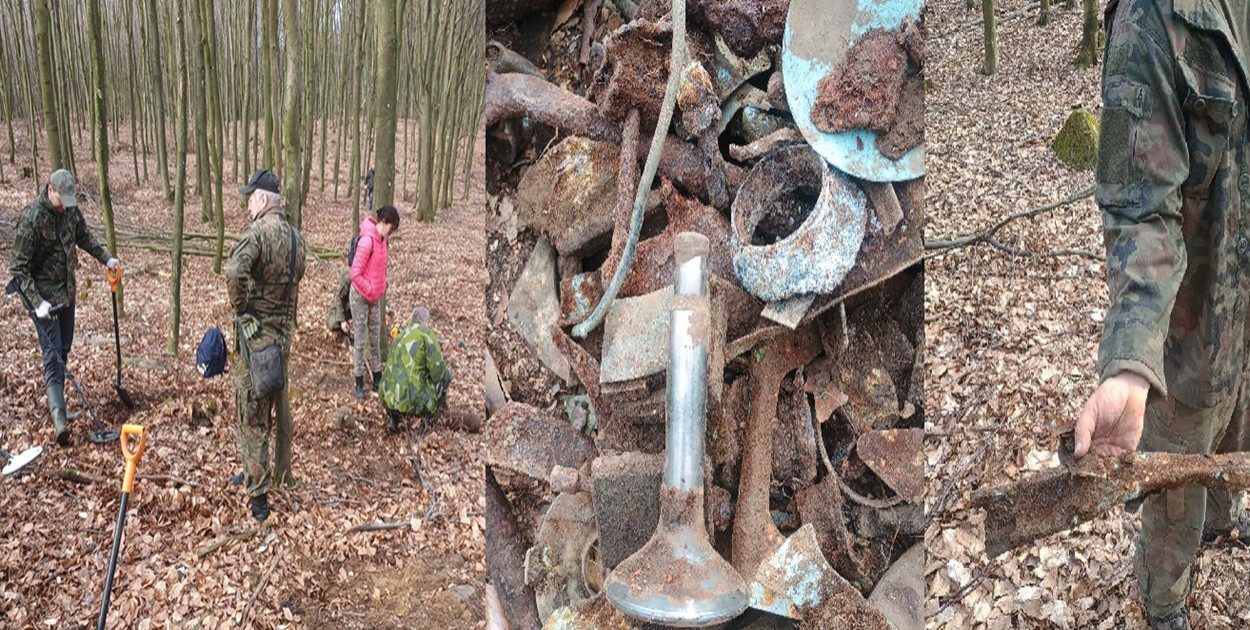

{"left": 1242, "top": 173, "right": 1250, "bottom": 194}
{"left": 1239, "top": 237, "right": 1250, "bottom": 258}
{"left": 1195, "top": 98, "right": 1207, "bottom": 111}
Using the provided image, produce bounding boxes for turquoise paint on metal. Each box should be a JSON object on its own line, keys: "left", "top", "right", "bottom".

{"left": 782, "top": 0, "right": 924, "bottom": 182}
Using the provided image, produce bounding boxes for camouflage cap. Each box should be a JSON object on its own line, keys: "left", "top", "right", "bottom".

{"left": 49, "top": 169, "right": 77, "bottom": 209}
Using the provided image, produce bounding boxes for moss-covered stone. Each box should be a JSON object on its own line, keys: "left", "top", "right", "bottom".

{"left": 1053, "top": 109, "right": 1100, "bottom": 171}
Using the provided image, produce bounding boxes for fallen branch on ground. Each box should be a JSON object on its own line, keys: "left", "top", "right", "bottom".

{"left": 137, "top": 473, "right": 199, "bottom": 487}
{"left": 196, "top": 528, "right": 259, "bottom": 559}
{"left": 51, "top": 468, "right": 104, "bottom": 485}
{"left": 924, "top": 185, "right": 1095, "bottom": 256}
{"left": 346, "top": 520, "right": 414, "bottom": 533}
{"left": 241, "top": 551, "right": 281, "bottom": 625}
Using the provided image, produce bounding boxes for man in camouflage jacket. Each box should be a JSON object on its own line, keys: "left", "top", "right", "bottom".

{"left": 379, "top": 306, "right": 452, "bottom": 433}
{"left": 1078, "top": 0, "right": 1250, "bottom": 626}
{"left": 225, "top": 169, "right": 307, "bottom": 522}
{"left": 8, "top": 169, "right": 119, "bottom": 447}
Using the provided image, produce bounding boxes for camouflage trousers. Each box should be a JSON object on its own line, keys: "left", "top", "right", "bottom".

{"left": 1136, "top": 373, "right": 1250, "bottom": 617}
{"left": 349, "top": 285, "right": 382, "bottom": 378}
{"left": 233, "top": 356, "right": 293, "bottom": 498}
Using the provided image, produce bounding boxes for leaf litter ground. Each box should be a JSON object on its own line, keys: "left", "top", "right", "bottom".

{"left": 0, "top": 123, "right": 486, "bottom": 628}
{"left": 925, "top": 1, "right": 1250, "bottom": 628}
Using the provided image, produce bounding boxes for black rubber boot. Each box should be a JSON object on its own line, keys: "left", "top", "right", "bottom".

{"left": 47, "top": 383, "right": 70, "bottom": 447}
{"left": 229, "top": 472, "right": 244, "bottom": 486}
{"left": 372, "top": 371, "right": 382, "bottom": 394}
{"left": 386, "top": 411, "right": 401, "bottom": 433}
{"left": 355, "top": 376, "right": 365, "bottom": 399}
{"left": 1148, "top": 608, "right": 1190, "bottom": 630}
{"left": 250, "top": 493, "right": 270, "bottom": 523}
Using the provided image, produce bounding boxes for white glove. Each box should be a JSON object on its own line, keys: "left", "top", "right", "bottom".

{"left": 35, "top": 300, "right": 52, "bottom": 319}
{"left": 106, "top": 257, "right": 120, "bottom": 271}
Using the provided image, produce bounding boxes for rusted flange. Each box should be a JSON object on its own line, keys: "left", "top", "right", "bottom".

{"left": 730, "top": 146, "right": 866, "bottom": 301}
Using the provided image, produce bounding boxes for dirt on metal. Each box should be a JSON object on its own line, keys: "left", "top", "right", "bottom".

{"left": 876, "top": 74, "right": 924, "bottom": 160}
{"left": 810, "top": 29, "right": 907, "bottom": 135}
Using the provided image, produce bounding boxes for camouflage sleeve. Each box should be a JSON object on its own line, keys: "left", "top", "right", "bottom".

{"left": 1094, "top": 1, "right": 1186, "bottom": 396}
{"left": 73, "top": 209, "right": 111, "bottom": 265}
{"left": 422, "top": 329, "right": 452, "bottom": 389}
{"left": 8, "top": 207, "right": 45, "bottom": 307}
{"left": 225, "top": 231, "right": 258, "bottom": 315}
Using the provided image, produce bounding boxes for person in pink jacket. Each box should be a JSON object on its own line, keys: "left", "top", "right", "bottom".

{"left": 350, "top": 204, "right": 399, "bottom": 398}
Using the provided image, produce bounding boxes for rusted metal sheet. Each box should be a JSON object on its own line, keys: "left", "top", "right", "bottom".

{"left": 507, "top": 237, "right": 574, "bottom": 384}
{"left": 515, "top": 137, "right": 620, "bottom": 258}
{"left": 487, "top": 403, "right": 597, "bottom": 485}
{"left": 856, "top": 428, "right": 924, "bottom": 503}
{"left": 749, "top": 524, "right": 888, "bottom": 629}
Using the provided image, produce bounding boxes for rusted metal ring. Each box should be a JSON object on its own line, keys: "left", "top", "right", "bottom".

{"left": 730, "top": 146, "right": 867, "bottom": 301}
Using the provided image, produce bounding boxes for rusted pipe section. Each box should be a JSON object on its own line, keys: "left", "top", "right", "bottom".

{"left": 730, "top": 146, "right": 867, "bottom": 302}
{"left": 485, "top": 71, "right": 621, "bottom": 143}
{"left": 486, "top": 41, "right": 546, "bottom": 78}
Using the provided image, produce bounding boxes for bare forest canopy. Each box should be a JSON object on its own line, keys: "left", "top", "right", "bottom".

{"left": 0, "top": 0, "right": 484, "bottom": 229}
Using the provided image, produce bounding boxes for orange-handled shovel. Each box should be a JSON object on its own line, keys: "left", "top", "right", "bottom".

{"left": 106, "top": 266, "right": 135, "bottom": 409}
{"left": 95, "top": 424, "right": 146, "bottom": 630}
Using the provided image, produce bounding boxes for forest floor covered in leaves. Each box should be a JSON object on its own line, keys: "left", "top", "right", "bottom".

{"left": 924, "top": 0, "right": 1250, "bottom": 628}
{"left": 0, "top": 123, "right": 486, "bottom": 628}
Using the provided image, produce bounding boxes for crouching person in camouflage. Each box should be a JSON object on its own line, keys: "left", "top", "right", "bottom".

{"left": 326, "top": 268, "right": 352, "bottom": 347}
{"left": 8, "top": 169, "right": 119, "bottom": 447}
{"left": 225, "top": 169, "right": 307, "bottom": 522}
{"left": 379, "top": 306, "right": 452, "bottom": 433}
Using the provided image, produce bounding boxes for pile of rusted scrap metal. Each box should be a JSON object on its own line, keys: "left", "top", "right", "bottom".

{"left": 485, "top": 0, "right": 924, "bottom": 627}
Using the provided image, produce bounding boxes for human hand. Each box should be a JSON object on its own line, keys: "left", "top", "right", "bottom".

{"left": 35, "top": 300, "right": 52, "bottom": 319}
{"left": 106, "top": 257, "right": 120, "bottom": 271}
{"left": 1073, "top": 371, "right": 1149, "bottom": 458}
{"left": 341, "top": 321, "right": 350, "bottom": 334}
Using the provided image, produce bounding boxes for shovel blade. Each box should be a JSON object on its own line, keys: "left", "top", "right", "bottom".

{"left": 115, "top": 385, "right": 136, "bottom": 409}
{"left": 970, "top": 469, "right": 1133, "bottom": 558}
{"left": 3, "top": 446, "right": 43, "bottom": 475}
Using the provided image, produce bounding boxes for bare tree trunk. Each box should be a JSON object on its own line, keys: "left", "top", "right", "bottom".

{"left": 281, "top": 0, "right": 302, "bottom": 229}
{"left": 348, "top": 1, "right": 368, "bottom": 226}
{"left": 201, "top": 0, "right": 225, "bottom": 272}
{"left": 86, "top": 0, "right": 121, "bottom": 313}
{"left": 982, "top": 0, "right": 998, "bottom": 75}
{"left": 266, "top": 0, "right": 281, "bottom": 173}
{"left": 373, "top": 0, "right": 404, "bottom": 210}
{"left": 1075, "top": 0, "right": 1099, "bottom": 68}
{"left": 141, "top": 0, "right": 170, "bottom": 199}
{"left": 33, "top": 0, "right": 62, "bottom": 171}
{"left": 168, "top": 0, "right": 189, "bottom": 357}
{"left": 1038, "top": 0, "right": 1051, "bottom": 26}
{"left": 262, "top": 0, "right": 276, "bottom": 169}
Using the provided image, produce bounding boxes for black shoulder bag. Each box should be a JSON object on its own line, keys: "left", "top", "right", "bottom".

{"left": 240, "top": 226, "right": 297, "bottom": 399}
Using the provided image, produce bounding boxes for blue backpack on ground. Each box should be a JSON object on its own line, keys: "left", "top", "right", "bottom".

{"left": 197, "top": 327, "right": 227, "bottom": 378}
